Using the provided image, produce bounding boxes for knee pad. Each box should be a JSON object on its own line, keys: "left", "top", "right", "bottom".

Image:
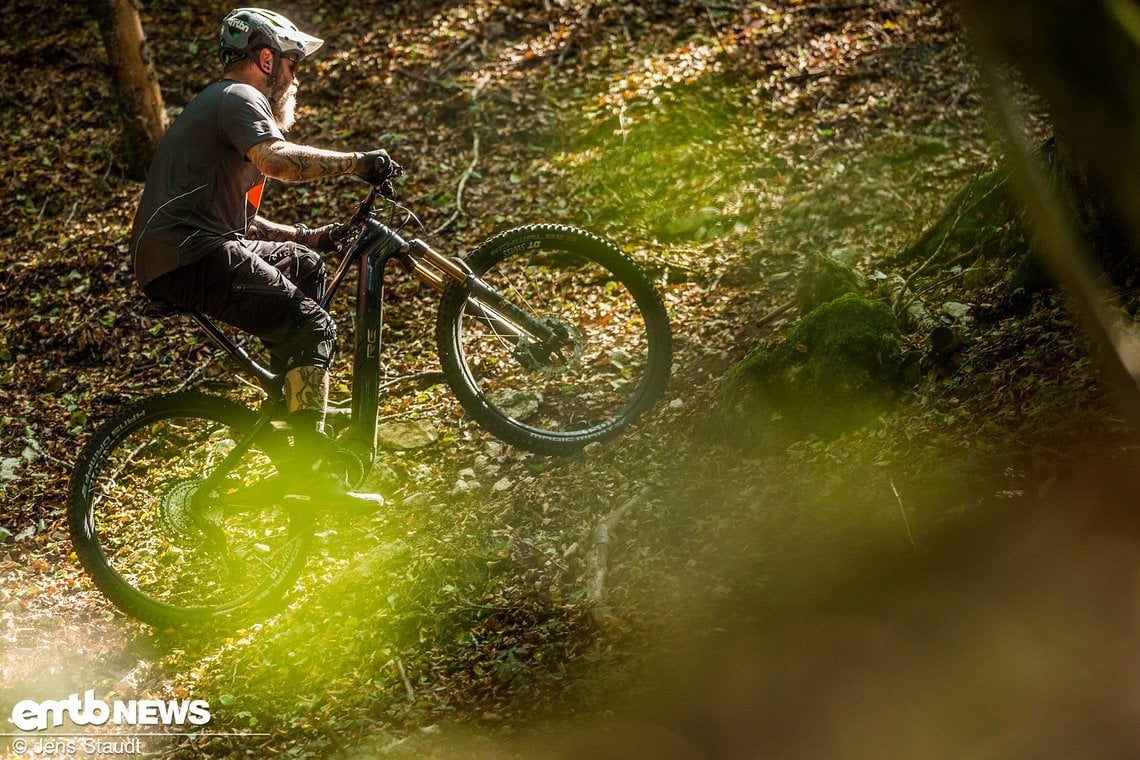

{"left": 282, "top": 299, "right": 338, "bottom": 371}
{"left": 293, "top": 249, "right": 327, "bottom": 301}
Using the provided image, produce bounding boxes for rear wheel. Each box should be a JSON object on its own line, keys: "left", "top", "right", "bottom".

{"left": 436, "top": 225, "right": 672, "bottom": 454}
{"left": 68, "top": 392, "right": 312, "bottom": 627}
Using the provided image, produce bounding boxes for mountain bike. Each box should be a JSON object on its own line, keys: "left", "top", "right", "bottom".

{"left": 67, "top": 186, "right": 672, "bottom": 627}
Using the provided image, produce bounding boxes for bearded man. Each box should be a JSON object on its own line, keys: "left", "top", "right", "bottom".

{"left": 129, "top": 8, "right": 398, "bottom": 507}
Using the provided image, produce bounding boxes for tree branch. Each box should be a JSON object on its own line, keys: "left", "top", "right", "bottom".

{"left": 432, "top": 132, "right": 481, "bottom": 235}
{"left": 585, "top": 486, "right": 653, "bottom": 627}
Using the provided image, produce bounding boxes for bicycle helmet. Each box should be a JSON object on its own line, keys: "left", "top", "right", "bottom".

{"left": 219, "top": 8, "right": 323, "bottom": 66}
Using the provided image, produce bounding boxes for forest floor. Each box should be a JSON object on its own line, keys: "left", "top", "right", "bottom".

{"left": 4, "top": 1, "right": 1140, "bottom": 758}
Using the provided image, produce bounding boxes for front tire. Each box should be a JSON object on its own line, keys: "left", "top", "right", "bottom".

{"left": 436, "top": 225, "right": 672, "bottom": 454}
{"left": 68, "top": 392, "right": 312, "bottom": 627}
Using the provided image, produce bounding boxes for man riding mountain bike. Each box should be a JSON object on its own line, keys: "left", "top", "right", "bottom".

{"left": 130, "top": 7, "right": 398, "bottom": 509}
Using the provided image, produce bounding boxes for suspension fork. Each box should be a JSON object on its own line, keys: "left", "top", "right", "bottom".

{"left": 402, "top": 239, "right": 563, "bottom": 345}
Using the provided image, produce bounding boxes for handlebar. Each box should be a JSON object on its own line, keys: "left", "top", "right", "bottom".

{"left": 336, "top": 180, "right": 418, "bottom": 250}
{"left": 348, "top": 172, "right": 398, "bottom": 221}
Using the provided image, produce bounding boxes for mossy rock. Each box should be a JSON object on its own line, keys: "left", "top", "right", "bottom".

{"left": 794, "top": 252, "right": 865, "bottom": 313}
{"left": 723, "top": 293, "right": 902, "bottom": 441}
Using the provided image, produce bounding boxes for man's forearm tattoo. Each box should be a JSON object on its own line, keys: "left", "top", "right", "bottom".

{"left": 254, "top": 141, "right": 358, "bottom": 183}
{"left": 248, "top": 217, "right": 298, "bottom": 242}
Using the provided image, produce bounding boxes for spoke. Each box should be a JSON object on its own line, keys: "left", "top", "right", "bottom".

{"left": 86, "top": 406, "right": 299, "bottom": 614}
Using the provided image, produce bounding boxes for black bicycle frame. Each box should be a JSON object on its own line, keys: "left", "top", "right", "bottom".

{"left": 179, "top": 215, "right": 409, "bottom": 482}
{"left": 324, "top": 217, "right": 408, "bottom": 463}
{"left": 185, "top": 202, "right": 568, "bottom": 474}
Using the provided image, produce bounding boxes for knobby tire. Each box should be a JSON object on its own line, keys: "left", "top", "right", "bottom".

{"left": 436, "top": 225, "right": 672, "bottom": 454}
{"left": 68, "top": 392, "right": 313, "bottom": 627}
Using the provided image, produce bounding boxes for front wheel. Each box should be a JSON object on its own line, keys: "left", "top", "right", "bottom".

{"left": 68, "top": 392, "right": 313, "bottom": 627}
{"left": 436, "top": 225, "right": 672, "bottom": 454}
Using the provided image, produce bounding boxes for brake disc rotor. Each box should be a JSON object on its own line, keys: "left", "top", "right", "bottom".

{"left": 514, "top": 316, "right": 584, "bottom": 377}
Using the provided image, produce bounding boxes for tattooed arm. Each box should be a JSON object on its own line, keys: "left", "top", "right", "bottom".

{"left": 249, "top": 215, "right": 345, "bottom": 253}
{"left": 247, "top": 139, "right": 361, "bottom": 183}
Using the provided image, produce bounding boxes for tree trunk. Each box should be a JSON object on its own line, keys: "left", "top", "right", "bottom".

{"left": 954, "top": 0, "right": 1140, "bottom": 426}
{"left": 93, "top": 0, "right": 166, "bottom": 181}
{"left": 953, "top": 0, "right": 1140, "bottom": 256}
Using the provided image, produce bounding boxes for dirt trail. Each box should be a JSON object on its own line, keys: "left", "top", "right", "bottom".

{"left": 1, "top": 544, "right": 159, "bottom": 727}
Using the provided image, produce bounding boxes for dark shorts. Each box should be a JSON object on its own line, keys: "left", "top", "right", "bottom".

{"left": 143, "top": 239, "right": 337, "bottom": 370}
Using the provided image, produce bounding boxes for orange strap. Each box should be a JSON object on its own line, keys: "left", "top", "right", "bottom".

{"left": 246, "top": 180, "right": 266, "bottom": 211}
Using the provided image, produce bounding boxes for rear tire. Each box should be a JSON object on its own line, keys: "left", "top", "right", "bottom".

{"left": 436, "top": 225, "right": 672, "bottom": 454}
{"left": 68, "top": 392, "right": 312, "bottom": 627}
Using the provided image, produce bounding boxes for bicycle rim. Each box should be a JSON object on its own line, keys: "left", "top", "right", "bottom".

{"left": 69, "top": 394, "right": 311, "bottom": 626}
{"left": 438, "top": 226, "right": 671, "bottom": 452}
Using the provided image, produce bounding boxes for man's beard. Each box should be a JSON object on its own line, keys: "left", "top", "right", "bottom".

{"left": 270, "top": 80, "right": 297, "bottom": 132}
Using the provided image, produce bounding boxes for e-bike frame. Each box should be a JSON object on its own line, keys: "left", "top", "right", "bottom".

{"left": 185, "top": 191, "right": 566, "bottom": 479}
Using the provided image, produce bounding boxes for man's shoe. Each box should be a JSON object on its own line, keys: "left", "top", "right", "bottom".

{"left": 282, "top": 471, "right": 385, "bottom": 513}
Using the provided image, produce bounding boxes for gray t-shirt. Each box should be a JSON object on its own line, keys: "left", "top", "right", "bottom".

{"left": 130, "top": 79, "right": 283, "bottom": 287}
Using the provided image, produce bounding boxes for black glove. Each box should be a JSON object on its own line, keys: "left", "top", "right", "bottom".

{"left": 295, "top": 223, "right": 350, "bottom": 253}
{"left": 353, "top": 149, "right": 403, "bottom": 187}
